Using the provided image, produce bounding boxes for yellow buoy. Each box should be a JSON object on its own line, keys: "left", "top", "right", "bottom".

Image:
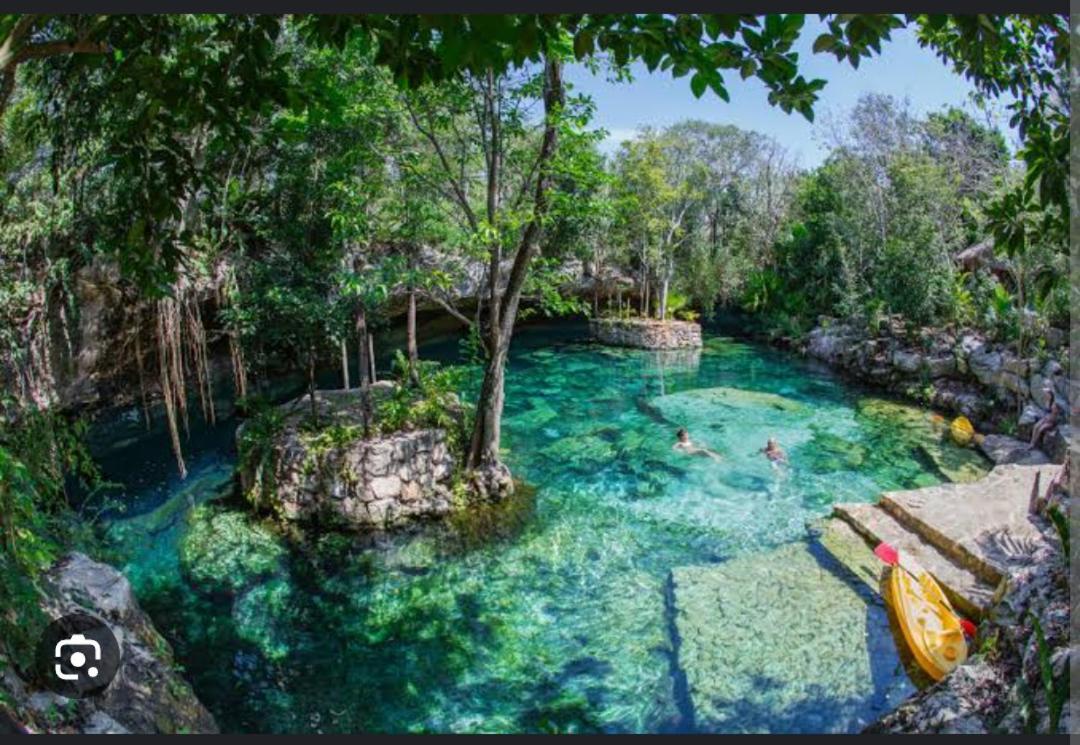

{"left": 949, "top": 415, "right": 975, "bottom": 447}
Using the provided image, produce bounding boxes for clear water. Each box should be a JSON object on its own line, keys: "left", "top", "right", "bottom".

{"left": 98, "top": 321, "right": 971, "bottom": 733}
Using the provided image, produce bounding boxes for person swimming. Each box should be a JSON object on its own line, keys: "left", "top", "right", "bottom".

{"left": 673, "top": 428, "right": 722, "bottom": 461}
{"left": 761, "top": 437, "right": 787, "bottom": 464}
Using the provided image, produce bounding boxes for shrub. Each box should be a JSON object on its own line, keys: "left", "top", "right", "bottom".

{"left": 0, "top": 406, "right": 106, "bottom": 672}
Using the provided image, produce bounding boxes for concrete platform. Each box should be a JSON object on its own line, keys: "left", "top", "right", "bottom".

{"left": 831, "top": 504, "right": 999, "bottom": 619}
{"left": 880, "top": 463, "right": 1062, "bottom": 583}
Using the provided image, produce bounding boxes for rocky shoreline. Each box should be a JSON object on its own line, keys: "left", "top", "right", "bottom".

{"left": 777, "top": 319, "right": 1073, "bottom": 734}
{"left": 0, "top": 554, "right": 218, "bottom": 734}
{"left": 799, "top": 319, "right": 1070, "bottom": 463}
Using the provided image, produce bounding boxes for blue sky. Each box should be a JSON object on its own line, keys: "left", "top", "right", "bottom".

{"left": 564, "top": 17, "right": 1015, "bottom": 168}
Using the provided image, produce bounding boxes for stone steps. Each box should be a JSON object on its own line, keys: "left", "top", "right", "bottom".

{"left": 831, "top": 503, "right": 999, "bottom": 620}
{"left": 877, "top": 463, "right": 1061, "bottom": 586}
{"left": 827, "top": 463, "right": 1062, "bottom": 621}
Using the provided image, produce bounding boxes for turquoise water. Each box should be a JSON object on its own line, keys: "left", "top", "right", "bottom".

{"left": 98, "top": 322, "right": 972, "bottom": 733}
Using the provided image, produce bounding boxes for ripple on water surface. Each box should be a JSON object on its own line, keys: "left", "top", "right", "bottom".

{"left": 101, "top": 325, "right": 981, "bottom": 733}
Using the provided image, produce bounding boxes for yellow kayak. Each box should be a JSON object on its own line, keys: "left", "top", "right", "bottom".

{"left": 887, "top": 562, "right": 968, "bottom": 681}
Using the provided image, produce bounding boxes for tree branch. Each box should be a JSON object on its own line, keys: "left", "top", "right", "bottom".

{"left": 418, "top": 288, "right": 473, "bottom": 329}
{"left": 403, "top": 96, "right": 480, "bottom": 233}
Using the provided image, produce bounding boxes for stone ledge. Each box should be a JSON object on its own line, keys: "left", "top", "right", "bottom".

{"left": 590, "top": 317, "right": 703, "bottom": 349}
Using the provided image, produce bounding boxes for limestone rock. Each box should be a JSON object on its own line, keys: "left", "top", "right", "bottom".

{"left": 671, "top": 544, "right": 914, "bottom": 733}
{"left": 590, "top": 318, "right": 703, "bottom": 350}
{"left": 978, "top": 435, "right": 1050, "bottom": 466}
{"left": 892, "top": 349, "right": 924, "bottom": 373}
{"left": 968, "top": 345, "right": 1002, "bottom": 386}
{"left": 236, "top": 390, "right": 462, "bottom": 531}
{"left": 0, "top": 553, "right": 217, "bottom": 734}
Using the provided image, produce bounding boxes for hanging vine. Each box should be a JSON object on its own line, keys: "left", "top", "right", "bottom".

{"left": 184, "top": 296, "right": 216, "bottom": 427}
{"left": 155, "top": 296, "right": 188, "bottom": 479}
{"left": 219, "top": 268, "right": 249, "bottom": 403}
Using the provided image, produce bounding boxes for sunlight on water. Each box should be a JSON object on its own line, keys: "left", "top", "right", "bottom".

{"left": 100, "top": 322, "right": 984, "bottom": 733}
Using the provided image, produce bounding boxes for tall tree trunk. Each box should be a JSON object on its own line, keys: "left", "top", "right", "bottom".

{"left": 356, "top": 306, "right": 372, "bottom": 438}
{"left": 307, "top": 347, "right": 317, "bottom": 423}
{"left": 465, "top": 55, "right": 563, "bottom": 496}
{"left": 368, "top": 333, "right": 377, "bottom": 383}
{"left": 407, "top": 284, "right": 420, "bottom": 387}
{"left": 660, "top": 275, "right": 670, "bottom": 321}
{"left": 340, "top": 339, "right": 350, "bottom": 390}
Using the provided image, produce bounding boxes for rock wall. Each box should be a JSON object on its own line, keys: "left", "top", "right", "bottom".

{"left": 803, "top": 321, "right": 1070, "bottom": 462}
{"left": 590, "top": 318, "right": 703, "bottom": 350}
{"left": 238, "top": 390, "right": 457, "bottom": 530}
{"left": 0, "top": 554, "right": 217, "bottom": 734}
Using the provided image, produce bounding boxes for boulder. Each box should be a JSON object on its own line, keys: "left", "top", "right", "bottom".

{"left": 978, "top": 435, "right": 1050, "bottom": 466}
{"left": 892, "top": 349, "right": 924, "bottom": 374}
{"left": 0, "top": 554, "right": 217, "bottom": 734}
{"left": 1042, "top": 424, "right": 1070, "bottom": 465}
{"left": 925, "top": 355, "right": 957, "bottom": 378}
{"left": 968, "top": 345, "right": 1003, "bottom": 387}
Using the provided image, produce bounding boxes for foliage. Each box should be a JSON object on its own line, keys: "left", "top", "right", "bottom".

{"left": 378, "top": 352, "right": 474, "bottom": 460}
{"left": 1026, "top": 611, "right": 1068, "bottom": 733}
{"left": 0, "top": 403, "right": 106, "bottom": 672}
{"left": 1046, "top": 505, "right": 1068, "bottom": 568}
{"left": 237, "top": 402, "right": 286, "bottom": 511}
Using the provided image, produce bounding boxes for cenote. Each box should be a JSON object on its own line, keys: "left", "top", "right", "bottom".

{"left": 95, "top": 321, "right": 980, "bottom": 734}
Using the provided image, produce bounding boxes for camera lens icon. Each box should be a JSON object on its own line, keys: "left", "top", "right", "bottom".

{"left": 55, "top": 634, "right": 102, "bottom": 681}
{"left": 36, "top": 612, "right": 120, "bottom": 699}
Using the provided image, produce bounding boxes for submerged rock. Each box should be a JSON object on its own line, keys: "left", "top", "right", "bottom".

{"left": 0, "top": 553, "right": 217, "bottom": 734}
{"left": 179, "top": 505, "right": 286, "bottom": 597}
{"left": 670, "top": 543, "right": 914, "bottom": 733}
{"left": 917, "top": 441, "right": 991, "bottom": 484}
{"left": 855, "top": 397, "right": 991, "bottom": 484}
{"left": 653, "top": 386, "right": 806, "bottom": 420}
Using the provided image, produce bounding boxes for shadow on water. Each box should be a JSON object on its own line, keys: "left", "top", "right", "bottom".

{"left": 803, "top": 539, "right": 918, "bottom": 729}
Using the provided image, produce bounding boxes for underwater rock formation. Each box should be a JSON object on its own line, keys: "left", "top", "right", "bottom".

{"left": 0, "top": 553, "right": 217, "bottom": 734}
{"left": 180, "top": 505, "right": 287, "bottom": 597}
{"left": 590, "top": 318, "right": 703, "bottom": 349}
{"left": 669, "top": 543, "right": 914, "bottom": 733}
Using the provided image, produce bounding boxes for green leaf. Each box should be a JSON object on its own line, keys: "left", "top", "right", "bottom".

{"left": 689, "top": 72, "right": 707, "bottom": 99}
{"left": 812, "top": 33, "right": 836, "bottom": 53}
